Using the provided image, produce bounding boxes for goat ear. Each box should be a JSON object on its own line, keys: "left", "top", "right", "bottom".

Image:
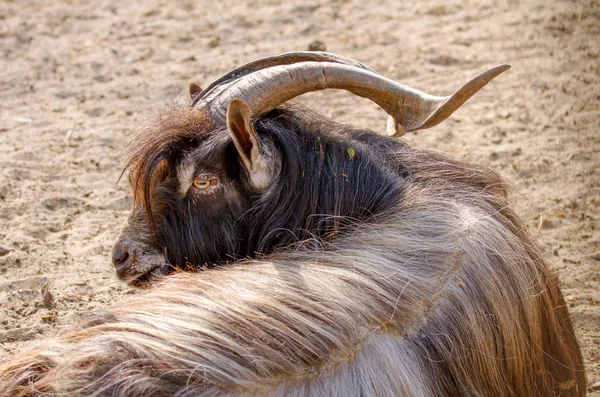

{"left": 189, "top": 82, "right": 203, "bottom": 100}
{"left": 226, "top": 98, "right": 271, "bottom": 191}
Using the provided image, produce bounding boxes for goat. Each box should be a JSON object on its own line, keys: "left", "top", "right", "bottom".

{"left": 0, "top": 52, "right": 586, "bottom": 396}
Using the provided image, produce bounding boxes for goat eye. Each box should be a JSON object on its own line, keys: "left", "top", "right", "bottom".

{"left": 192, "top": 177, "right": 216, "bottom": 190}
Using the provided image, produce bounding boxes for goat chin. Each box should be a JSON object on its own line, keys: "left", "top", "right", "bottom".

{"left": 0, "top": 185, "right": 585, "bottom": 396}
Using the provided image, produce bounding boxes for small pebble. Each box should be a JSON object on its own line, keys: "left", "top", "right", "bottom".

{"left": 208, "top": 36, "right": 220, "bottom": 48}
{"left": 308, "top": 40, "right": 326, "bottom": 51}
{"left": 41, "top": 284, "right": 54, "bottom": 307}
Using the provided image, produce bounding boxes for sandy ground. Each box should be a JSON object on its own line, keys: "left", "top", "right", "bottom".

{"left": 1, "top": 0, "right": 599, "bottom": 393}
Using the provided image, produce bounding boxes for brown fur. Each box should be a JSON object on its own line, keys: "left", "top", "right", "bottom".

{"left": 125, "top": 107, "right": 215, "bottom": 222}
{"left": 0, "top": 142, "right": 585, "bottom": 396}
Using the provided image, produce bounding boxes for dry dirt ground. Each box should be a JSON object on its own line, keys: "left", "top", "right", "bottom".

{"left": 1, "top": 0, "right": 599, "bottom": 393}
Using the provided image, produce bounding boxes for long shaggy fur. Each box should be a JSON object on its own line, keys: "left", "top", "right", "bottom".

{"left": 0, "top": 108, "right": 586, "bottom": 396}
{"left": 123, "top": 106, "right": 408, "bottom": 269}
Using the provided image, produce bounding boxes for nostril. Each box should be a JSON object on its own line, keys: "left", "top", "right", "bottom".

{"left": 111, "top": 243, "right": 130, "bottom": 267}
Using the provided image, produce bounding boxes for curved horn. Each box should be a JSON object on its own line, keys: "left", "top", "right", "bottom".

{"left": 191, "top": 51, "right": 378, "bottom": 107}
{"left": 195, "top": 53, "right": 510, "bottom": 135}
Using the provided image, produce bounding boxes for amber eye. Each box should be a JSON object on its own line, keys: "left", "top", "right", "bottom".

{"left": 192, "top": 177, "right": 216, "bottom": 190}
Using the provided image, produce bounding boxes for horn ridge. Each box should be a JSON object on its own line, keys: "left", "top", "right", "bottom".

{"left": 191, "top": 51, "right": 378, "bottom": 107}
{"left": 193, "top": 52, "right": 510, "bottom": 134}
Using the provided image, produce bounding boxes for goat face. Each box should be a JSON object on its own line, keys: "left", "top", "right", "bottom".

{"left": 110, "top": 53, "right": 510, "bottom": 286}
{"left": 112, "top": 101, "right": 281, "bottom": 286}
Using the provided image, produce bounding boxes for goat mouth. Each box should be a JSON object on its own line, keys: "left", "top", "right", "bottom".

{"left": 127, "top": 265, "right": 169, "bottom": 288}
